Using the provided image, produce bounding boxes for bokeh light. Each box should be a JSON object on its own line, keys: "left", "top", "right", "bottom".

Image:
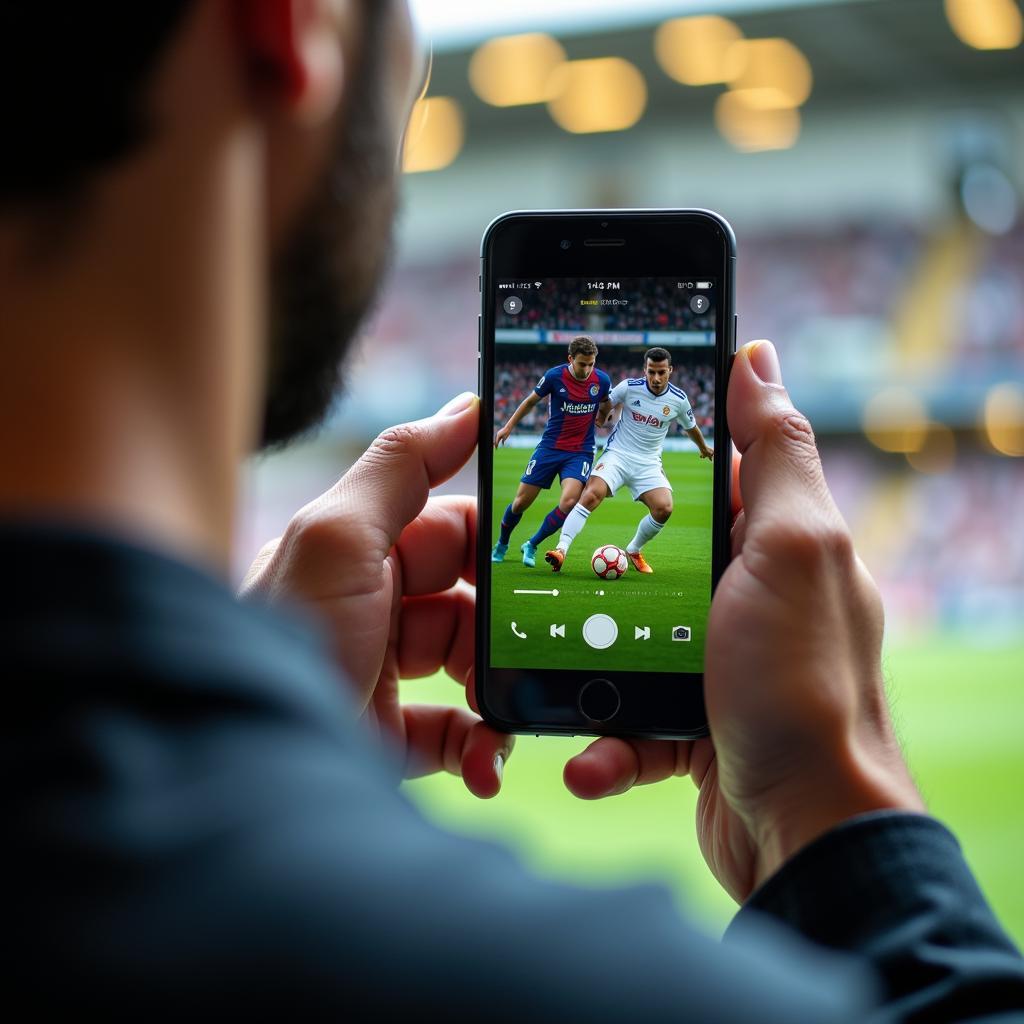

{"left": 945, "top": 0, "right": 1024, "bottom": 50}
{"left": 714, "top": 92, "right": 800, "bottom": 152}
{"left": 403, "top": 97, "right": 465, "bottom": 174}
{"left": 654, "top": 16, "right": 743, "bottom": 86}
{"left": 546, "top": 58, "right": 647, "bottom": 134}
{"left": 983, "top": 382, "right": 1024, "bottom": 456}
{"left": 724, "top": 37, "right": 813, "bottom": 108}
{"left": 863, "top": 387, "right": 931, "bottom": 453}
{"left": 469, "top": 33, "right": 567, "bottom": 107}
{"left": 905, "top": 422, "right": 957, "bottom": 474}
{"left": 961, "top": 163, "right": 1019, "bottom": 235}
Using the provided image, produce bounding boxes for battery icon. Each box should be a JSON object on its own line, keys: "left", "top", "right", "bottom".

{"left": 696, "top": 281, "right": 712, "bottom": 289}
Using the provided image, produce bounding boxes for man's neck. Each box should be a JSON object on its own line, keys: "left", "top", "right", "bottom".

{"left": 0, "top": 332, "right": 238, "bottom": 572}
{"left": 0, "top": 130, "right": 263, "bottom": 574}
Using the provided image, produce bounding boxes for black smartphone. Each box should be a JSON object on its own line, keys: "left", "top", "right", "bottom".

{"left": 476, "top": 209, "right": 735, "bottom": 739}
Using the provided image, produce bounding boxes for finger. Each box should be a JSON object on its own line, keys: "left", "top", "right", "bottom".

{"left": 397, "top": 584, "right": 478, "bottom": 712}
{"left": 688, "top": 737, "right": 716, "bottom": 790}
{"left": 730, "top": 508, "right": 748, "bottom": 559}
{"left": 238, "top": 536, "right": 281, "bottom": 598}
{"left": 726, "top": 341, "right": 837, "bottom": 529}
{"left": 563, "top": 737, "right": 693, "bottom": 799}
{"left": 402, "top": 704, "right": 514, "bottom": 799}
{"left": 395, "top": 496, "right": 476, "bottom": 595}
{"left": 300, "top": 393, "right": 480, "bottom": 563}
{"left": 730, "top": 445, "right": 743, "bottom": 519}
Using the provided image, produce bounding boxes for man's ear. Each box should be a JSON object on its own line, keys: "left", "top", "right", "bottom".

{"left": 233, "top": 0, "right": 349, "bottom": 125}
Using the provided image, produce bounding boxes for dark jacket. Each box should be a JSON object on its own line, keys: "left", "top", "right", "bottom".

{"left": 6, "top": 526, "right": 1023, "bottom": 1019}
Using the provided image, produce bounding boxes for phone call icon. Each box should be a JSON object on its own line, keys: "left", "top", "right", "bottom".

{"left": 510, "top": 621, "right": 528, "bottom": 639}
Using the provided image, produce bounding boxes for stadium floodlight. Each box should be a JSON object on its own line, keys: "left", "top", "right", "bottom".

{"left": 655, "top": 16, "right": 742, "bottom": 86}
{"left": 469, "top": 33, "right": 567, "bottom": 107}
{"left": 945, "top": 0, "right": 1024, "bottom": 51}
{"left": 724, "top": 38, "right": 813, "bottom": 109}
{"left": 546, "top": 58, "right": 648, "bottom": 134}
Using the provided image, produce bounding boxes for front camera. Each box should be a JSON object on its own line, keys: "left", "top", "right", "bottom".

{"left": 560, "top": 239, "right": 572, "bottom": 250}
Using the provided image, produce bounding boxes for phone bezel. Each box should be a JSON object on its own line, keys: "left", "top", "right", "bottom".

{"left": 476, "top": 209, "right": 735, "bottom": 740}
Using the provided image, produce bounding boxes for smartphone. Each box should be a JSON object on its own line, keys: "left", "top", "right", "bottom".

{"left": 475, "top": 210, "right": 735, "bottom": 739}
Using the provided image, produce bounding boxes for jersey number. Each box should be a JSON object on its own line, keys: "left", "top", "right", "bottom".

{"left": 525, "top": 459, "right": 537, "bottom": 477}
{"left": 582, "top": 461, "right": 591, "bottom": 477}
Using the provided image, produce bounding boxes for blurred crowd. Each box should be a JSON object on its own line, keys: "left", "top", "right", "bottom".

{"left": 494, "top": 355, "right": 714, "bottom": 437}
{"left": 359, "top": 220, "right": 1024, "bottom": 426}
{"left": 824, "top": 447, "right": 1024, "bottom": 640}
{"left": 960, "top": 228, "right": 1024, "bottom": 362}
{"left": 313, "top": 219, "right": 1024, "bottom": 638}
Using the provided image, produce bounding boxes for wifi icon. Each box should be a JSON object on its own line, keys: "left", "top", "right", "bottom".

{"left": 534, "top": 281, "right": 542, "bottom": 289}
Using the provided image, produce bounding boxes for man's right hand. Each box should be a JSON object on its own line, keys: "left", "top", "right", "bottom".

{"left": 563, "top": 341, "right": 925, "bottom": 903}
{"left": 494, "top": 423, "right": 513, "bottom": 447}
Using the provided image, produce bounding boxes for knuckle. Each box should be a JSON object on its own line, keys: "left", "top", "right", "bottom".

{"left": 283, "top": 501, "right": 343, "bottom": 561}
{"left": 755, "top": 518, "right": 855, "bottom": 578}
{"left": 768, "top": 408, "right": 817, "bottom": 454}
{"left": 370, "top": 422, "right": 423, "bottom": 461}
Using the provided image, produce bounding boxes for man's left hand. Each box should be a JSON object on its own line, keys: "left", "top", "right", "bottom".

{"left": 241, "top": 392, "right": 513, "bottom": 798}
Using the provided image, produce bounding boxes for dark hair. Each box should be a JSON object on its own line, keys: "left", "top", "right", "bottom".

{"left": 0, "top": 3, "right": 196, "bottom": 210}
{"left": 568, "top": 336, "right": 598, "bottom": 358}
{"left": 645, "top": 347, "right": 672, "bottom": 365}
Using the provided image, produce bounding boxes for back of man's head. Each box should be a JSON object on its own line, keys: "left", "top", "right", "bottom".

{"left": 0, "top": 5, "right": 195, "bottom": 211}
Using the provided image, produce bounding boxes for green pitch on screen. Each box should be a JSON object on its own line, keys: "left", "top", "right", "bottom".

{"left": 490, "top": 447, "right": 713, "bottom": 674}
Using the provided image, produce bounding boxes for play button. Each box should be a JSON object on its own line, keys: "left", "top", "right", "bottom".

{"left": 582, "top": 614, "right": 618, "bottom": 650}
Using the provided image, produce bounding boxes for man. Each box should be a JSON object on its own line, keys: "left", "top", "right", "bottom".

{"left": 545, "top": 348, "right": 713, "bottom": 574}
{"left": 3, "top": 1, "right": 1022, "bottom": 1018}
{"left": 492, "top": 336, "right": 610, "bottom": 567}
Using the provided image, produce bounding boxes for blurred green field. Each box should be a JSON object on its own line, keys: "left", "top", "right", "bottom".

{"left": 490, "top": 446, "right": 713, "bottom": 674}
{"left": 401, "top": 640, "right": 1024, "bottom": 948}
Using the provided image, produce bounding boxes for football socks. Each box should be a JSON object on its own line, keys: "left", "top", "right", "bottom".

{"left": 556, "top": 504, "right": 590, "bottom": 553}
{"left": 627, "top": 513, "right": 664, "bottom": 554}
{"left": 529, "top": 505, "right": 567, "bottom": 548}
{"left": 498, "top": 504, "right": 522, "bottom": 545}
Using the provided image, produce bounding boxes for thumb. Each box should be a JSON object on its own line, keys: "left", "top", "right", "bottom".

{"left": 309, "top": 392, "right": 480, "bottom": 557}
{"left": 726, "top": 341, "right": 835, "bottom": 530}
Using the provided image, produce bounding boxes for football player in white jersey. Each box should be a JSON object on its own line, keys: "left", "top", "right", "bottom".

{"left": 544, "top": 347, "right": 713, "bottom": 573}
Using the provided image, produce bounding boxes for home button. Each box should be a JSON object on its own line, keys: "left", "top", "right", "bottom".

{"left": 578, "top": 679, "right": 621, "bottom": 723}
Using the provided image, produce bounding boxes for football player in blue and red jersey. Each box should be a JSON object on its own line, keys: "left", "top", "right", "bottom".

{"left": 492, "top": 336, "right": 612, "bottom": 567}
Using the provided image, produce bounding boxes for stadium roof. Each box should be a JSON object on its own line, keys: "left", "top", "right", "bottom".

{"left": 414, "top": 0, "right": 1023, "bottom": 136}
{"left": 411, "top": 0, "right": 856, "bottom": 51}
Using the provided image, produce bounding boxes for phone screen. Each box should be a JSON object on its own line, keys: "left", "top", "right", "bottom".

{"left": 488, "top": 276, "right": 717, "bottom": 677}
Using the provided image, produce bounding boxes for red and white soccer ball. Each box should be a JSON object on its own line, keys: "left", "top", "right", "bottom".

{"left": 591, "top": 544, "right": 628, "bottom": 580}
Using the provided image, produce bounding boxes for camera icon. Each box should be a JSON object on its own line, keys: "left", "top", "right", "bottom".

{"left": 671, "top": 625, "right": 691, "bottom": 642}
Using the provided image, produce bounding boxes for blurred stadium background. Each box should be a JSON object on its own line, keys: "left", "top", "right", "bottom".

{"left": 236, "top": 0, "right": 1024, "bottom": 943}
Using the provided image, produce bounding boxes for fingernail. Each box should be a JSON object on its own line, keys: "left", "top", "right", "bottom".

{"left": 747, "top": 341, "right": 782, "bottom": 386}
{"left": 493, "top": 753, "right": 504, "bottom": 784}
{"left": 438, "top": 391, "right": 477, "bottom": 416}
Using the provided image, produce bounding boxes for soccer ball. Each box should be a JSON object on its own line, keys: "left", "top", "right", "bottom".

{"left": 591, "top": 544, "right": 628, "bottom": 580}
